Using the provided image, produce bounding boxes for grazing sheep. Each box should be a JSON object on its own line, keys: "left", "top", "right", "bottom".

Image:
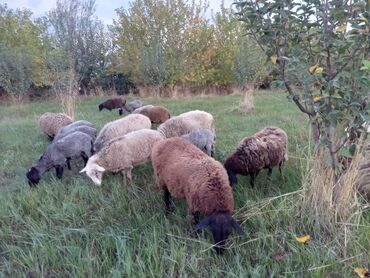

{"left": 93, "top": 114, "right": 151, "bottom": 152}
{"left": 182, "top": 129, "right": 216, "bottom": 156}
{"left": 123, "top": 99, "right": 144, "bottom": 113}
{"left": 54, "top": 124, "right": 97, "bottom": 142}
{"left": 158, "top": 110, "right": 215, "bottom": 138}
{"left": 98, "top": 98, "right": 126, "bottom": 115}
{"left": 80, "top": 129, "right": 164, "bottom": 185}
{"left": 38, "top": 112, "right": 73, "bottom": 139}
{"left": 224, "top": 127, "right": 288, "bottom": 187}
{"left": 26, "top": 131, "right": 94, "bottom": 187}
{"left": 132, "top": 105, "right": 170, "bottom": 124}
{"left": 151, "top": 137, "right": 244, "bottom": 254}
{"left": 358, "top": 141, "right": 370, "bottom": 201}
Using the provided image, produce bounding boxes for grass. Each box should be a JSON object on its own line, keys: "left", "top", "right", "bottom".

{"left": 0, "top": 91, "right": 369, "bottom": 277}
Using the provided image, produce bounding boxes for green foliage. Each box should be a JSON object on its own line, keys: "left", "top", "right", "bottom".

{"left": 236, "top": 0, "right": 370, "bottom": 171}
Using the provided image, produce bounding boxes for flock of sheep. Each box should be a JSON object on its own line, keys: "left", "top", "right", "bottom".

{"left": 25, "top": 97, "right": 300, "bottom": 254}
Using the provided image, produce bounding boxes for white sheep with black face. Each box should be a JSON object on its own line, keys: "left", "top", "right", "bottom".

{"left": 81, "top": 129, "right": 164, "bottom": 186}
{"left": 26, "top": 131, "right": 94, "bottom": 187}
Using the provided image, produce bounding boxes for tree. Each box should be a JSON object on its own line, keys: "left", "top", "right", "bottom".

{"left": 236, "top": 0, "right": 369, "bottom": 225}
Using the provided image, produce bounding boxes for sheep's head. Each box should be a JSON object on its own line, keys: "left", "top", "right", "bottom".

{"left": 80, "top": 162, "right": 105, "bottom": 186}
{"left": 98, "top": 104, "right": 104, "bottom": 111}
{"left": 195, "top": 212, "right": 244, "bottom": 254}
{"left": 26, "top": 167, "right": 41, "bottom": 187}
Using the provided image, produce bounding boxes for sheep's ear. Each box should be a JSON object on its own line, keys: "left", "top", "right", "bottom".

{"left": 80, "top": 167, "right": 87, "bottom": 173}
{"left": 232, "top": 219, "right": 245, "bottom": 235}
{"left": 95, "top": 165, "right": 105, "bottom": 172}
{"left": 195, "top": 217, "right": 211, "bottom": 231}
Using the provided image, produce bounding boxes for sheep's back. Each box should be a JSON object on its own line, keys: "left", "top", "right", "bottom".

{"left": 94, "top": 114, "right": 151, "bottom": 151}
{"left": 38, "top": 112, "right": 73, "bottom": 137}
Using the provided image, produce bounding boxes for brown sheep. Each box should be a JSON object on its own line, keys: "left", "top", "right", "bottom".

{"left": 224, "top": 126, "right": 288, "bottom": 187}
{"left": 132, "top": 105, "right": 170, "bottom": 124}
{"left": 98, "top": 98, "right": 126, "bottom": 115}
{"left": 151, "top": 137, "right": 244, "bottom": 254}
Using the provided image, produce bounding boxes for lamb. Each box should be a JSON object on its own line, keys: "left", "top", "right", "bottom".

{"left": 181, "top": 129, "right": 216, "bottom": 157}
{"left": 224, "top": 126, "right": 288, "bottom": 187}
{"left": 157, "top": 110, "right": 215, "bottom": 138}
{"left": 26, "top": 131, "right": 94, "bottom": 187}
{"left": 151, "top": 137, "right": 244, "bottom": 254}
{"left": 80, "top": 129, "right": 164, "bottom": 185}
{"left": 93, "top": 114, "right": 152, "bottom": 152}
{"left": 123, "top": 99, "right": 144, "bottom": 113}
{"left": 38, "top": 112, "right": 73, "bottom": 139}
{"left": 132, "top": 105, "right": 170, "bottom": 124}
{"left": 98, "top": 97, "right": 126, "bottom": 115}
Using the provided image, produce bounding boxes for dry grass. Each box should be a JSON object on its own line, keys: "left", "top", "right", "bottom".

{"left": 303, "top": 139, "right": 366, "bottom": 231}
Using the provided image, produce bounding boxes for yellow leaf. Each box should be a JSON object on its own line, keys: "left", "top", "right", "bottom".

{"left": 312, "top": 95, "right": 321, "bottom": 102}
{"left": 365, "top": 26, "right": 369, "bottom": 33}
{"left": 315, "top": 67, "right": 323, "bottom": 74}
{"left": 270, "top": 55, "right": 278, "bottom": 64}
{"left": 296, "top": 235, "right": 311, "bottom": 244}
{"left": 336, "top": 25, "right": 347, "bottom": 32}
{"left": 354, "top": 267, "right": 370, "bottom": 278}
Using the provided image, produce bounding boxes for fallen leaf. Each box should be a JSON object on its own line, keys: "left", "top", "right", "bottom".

{"left": 354, "top": 267, "right": 370, "bottom": 278}
{"left": 270, "top": 55, "right": 278, "bottom": 64}
{"left": 296, "top": 235, "right": 311, "bottom": 244}
{"left": 309, "top": 64, "right": 323, "bottom": 74}
{"left": 312, "top": 95, "right": 322, "bottom": 102}
{"left": 271, "top": 252, "right": 285, "bottom": 261}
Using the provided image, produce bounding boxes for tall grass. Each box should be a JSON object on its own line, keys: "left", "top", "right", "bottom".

{"left": 0, "top": 92, "right": 369, "bottom": 276}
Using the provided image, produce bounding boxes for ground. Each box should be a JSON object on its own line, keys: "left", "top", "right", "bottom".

{"left": 0, "top": 92, "right": 369, "bottom": 277}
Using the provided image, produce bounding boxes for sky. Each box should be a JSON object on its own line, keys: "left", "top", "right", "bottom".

{"left": 0, "top": 0, "right": 235, "bottom": 25}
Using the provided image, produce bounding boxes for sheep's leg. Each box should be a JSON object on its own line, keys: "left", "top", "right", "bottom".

{"left": 250, "top": 172, "right": 256, "bottom": 188}
{"left": 126, "top": 167, "right": 133, "bottom": 185}
{"left": 55, "top": 165, "right": 64, "bottom": 179}
{"left": 192, "top": 212, "right": 200, "bottom": 225}
{"left": 279, "top": 161, "right": 284, "bottom": 175}
{"left": 267, "top": 167, "right": 272, "bottom": 176}
{"left": 66, "top": 158, "right": 72, "bottom": 170}
{"left": 164, "top": 189, "right": 174, "bottom": 214}
{"left": 81, "top": 153, "right": 88, "bottom": 166}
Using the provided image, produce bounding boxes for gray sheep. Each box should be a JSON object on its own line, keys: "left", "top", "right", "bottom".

{"left": 26, "top": 131, "right": 94, "bottom": 187}
{"left": 181, "top": 129, "right": 215, "bottom": 156}
{"left": 120, "top": 99, "right": 144, "bottom": 114}
{"left": 54, "top": 122, "right": 96, "bottom": 142}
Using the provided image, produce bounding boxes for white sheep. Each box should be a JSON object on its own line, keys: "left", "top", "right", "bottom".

{"left": 157, "top": 110, "right": 215, "bottom": 138}
{"left": 38, "top": 112, "right": 73, "bottom": 139}
{"left": 81, "top": 129, "right": 164, "bottom": 185}
{"left": 93, "top": 114, "right": 151, "bottom": 152}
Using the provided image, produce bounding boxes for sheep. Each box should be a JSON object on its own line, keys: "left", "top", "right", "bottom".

{"left": 93, "top": 114, "right": 152, "bottom": 152}
{"left": 38, "top": 112, "right": 73, "bottom": 139}
{"left": 181, "top": 129, "right": 216, "bottom": 157}
{"left": 123, "top": 99, "right": 144, "bottom": 113}
{"left": 54, "top": 123, "right": 97, "bottom": 142}
{"left": 98, "top": 98, "right": 126, "bottom": 115}
{"left": 157, "top": 110, "right": 215, "bottom": 138}
{"left": 80, "top": 129, "right": 164, "bottom": 185}
{"left": 224, "top": 126, "right": 288, "bottom": 187}
{"left": 151, "top": 137, "right": 244, "bottom": 254}
{"left": 26, "top": 131, "right": 94, "bottom": 187}
{"left": 132, "top": 105, "right": 170, "bottom": 124}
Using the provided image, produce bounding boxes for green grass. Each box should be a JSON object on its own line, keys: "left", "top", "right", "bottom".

{"left": 0, "top": 92, "right": 369, "bottom": 277}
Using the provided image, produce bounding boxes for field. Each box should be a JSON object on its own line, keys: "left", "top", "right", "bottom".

{"left": 0, "top": 92, "right": 369, "bottom": 277}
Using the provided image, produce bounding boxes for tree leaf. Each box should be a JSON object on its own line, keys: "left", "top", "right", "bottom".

{"left": 335, "top": 25, "right": 347, "bottom": 32}
{"left": 270, "top": 55, "right": 278, "bottom": 64}
{"left": 296, "top": 235, "right": 311, "bottom": 243}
